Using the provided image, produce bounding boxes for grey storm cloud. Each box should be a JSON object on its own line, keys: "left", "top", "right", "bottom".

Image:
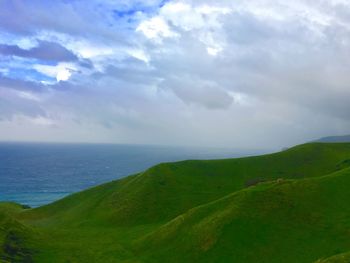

{"left": 0, "top": 75, "right": 45, "bottom": 92}
{"left": 0, "top": 97, "right": 46, "bottom": 121}
{"left": 0, "top": 41, "right": 78, "bottom": 62}
{"left": 0, "top": 0, "right": 350, "bottom": 148}
{"left": 160, "top": 76, "right": 234, "bottom": 110}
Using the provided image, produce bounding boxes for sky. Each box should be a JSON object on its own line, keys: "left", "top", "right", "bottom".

{"left": 0, "top": 0, "right": 350, "bottom": 149}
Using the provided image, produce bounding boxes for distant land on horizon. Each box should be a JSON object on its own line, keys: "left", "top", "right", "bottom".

{"left": 316, "top": 134, "right": 350, "bottom": 143}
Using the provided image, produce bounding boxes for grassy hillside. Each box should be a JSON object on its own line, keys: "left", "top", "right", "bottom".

{"left": 137, "top": 168, "right": 350, "bottom": 263}
{"left": 315, "top": 252, "right": 350, "bottom": 263}
{"left": 0, "top": 203, "right": 35, "bottom": 262}
{"left": 1, "top": 143, "right": 350, "bottom": 262}
{"left": 22, "top": 143, "right": 350, "bottom": 226}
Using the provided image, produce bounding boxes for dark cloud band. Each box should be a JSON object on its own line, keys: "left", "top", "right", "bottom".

{"left": 0, "top": 41, "right": 77, "bottom": 62}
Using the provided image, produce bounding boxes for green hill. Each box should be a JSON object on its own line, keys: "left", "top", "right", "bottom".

{"left": 0, "top": 203, "right": 36, "bottom": 262}
{"left": 315, "top": 252, "right": 350, "bottom": 263}
{"left": 1, "top": 143, "right": 350, "bottom": 262}
{"left": 137, "top": 168, "right": 350, "bottom": 263}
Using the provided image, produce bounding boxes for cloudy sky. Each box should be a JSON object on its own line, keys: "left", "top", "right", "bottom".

{"left": 0, "top": 0, "right": 350, "bottom": 149}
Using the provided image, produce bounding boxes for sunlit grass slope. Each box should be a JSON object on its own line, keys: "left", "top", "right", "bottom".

{"left": 137, "top": 168, "right": 350, "bottom": 263}
{"left": 1, "top": 143, "right": 350, "bottom": 262}
{"left": 315, "top": 252, "right": 350, "bottom": 263}
{"left": 22, "top": 143, "right": 350, "bottom": 226}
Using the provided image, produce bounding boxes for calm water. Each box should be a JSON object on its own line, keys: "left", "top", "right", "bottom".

{"left": 0, "top": 142, "right": 263, "bottom": 207}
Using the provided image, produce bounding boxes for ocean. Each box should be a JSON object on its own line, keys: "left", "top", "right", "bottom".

{"left": 0, "top": 142, "right": 263, "bottom": 207}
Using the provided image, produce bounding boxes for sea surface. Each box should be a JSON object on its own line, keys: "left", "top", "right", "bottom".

{"left": 0, "top": 142, "right": 265, "bottom": 207}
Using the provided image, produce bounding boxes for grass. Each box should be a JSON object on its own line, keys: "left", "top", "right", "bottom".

{"left": 137, "top": 168, "right": 350, "bottom": 262}
{"left": 1, "top": 142, "right": 350, "bottom": 262}
{"left": 315, "top": 252, "right": 350, "bottom": 263}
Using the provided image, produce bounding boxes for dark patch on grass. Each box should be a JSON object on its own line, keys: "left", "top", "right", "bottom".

{"left": 245, "top": 177, "right": 266, "bottom": 187}
{"left": 2, "top": 230, "right": 33, "bottom": 263}
{"left": 159, "top": 180, "right": 166, "bottom": 186}
{"left": 335, "top": 159, "right": 350, "bottom": 171}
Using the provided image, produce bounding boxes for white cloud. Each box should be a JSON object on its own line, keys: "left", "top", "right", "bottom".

{"left": 34, "top": 62, "right": 77, "bottom": 82}
{"left": 2, "top": 0, "right": 350, "bottom": 149}
{"left": 0, "top": 68, "right": 9, "bottom": 75}
{"left": 137, "top": 1, "right": 231, "bottom": 55}
{"left": 30, "top": 116, "right": 55, "bottom": 126}
{"left": 16, "top": 91, "right": 41, "bottom": 101}
{"left": 228, "top": 91, "right": 252, "bottom": 106}
{"left": 160, "top": 2, "right": 231, "bottom": 31}
{"left": 16, "top": 37, "right": 39, "bottom": 50}
{"left": 136, "top": 16, "right": 178, "bottom": 41}
{"left": 207, "top": 47, "right": 221, "bottom": 56}
{"left": 127, "top": 49, "right": 150, "bottom": 63}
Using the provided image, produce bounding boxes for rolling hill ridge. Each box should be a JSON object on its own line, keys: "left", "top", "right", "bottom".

{"left": 2, "top": 143, "right": 350, "bottom": 262}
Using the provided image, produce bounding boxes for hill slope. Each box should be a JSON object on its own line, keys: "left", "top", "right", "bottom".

{"left": 22, "top": 143, "right": 350, "bottom": 226}
{"left": 0, "top": 203, "right": 36, "bottom": 262}
{"left": 137, "top": 168, "right": 350, "bottom": 263}
{"left": 1, "top": 143, "right": 350, "bottom": 262}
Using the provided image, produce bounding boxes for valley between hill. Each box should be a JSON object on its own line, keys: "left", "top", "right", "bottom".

{"left": 2, "top": 143, "right": 350, "bottom": 262}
